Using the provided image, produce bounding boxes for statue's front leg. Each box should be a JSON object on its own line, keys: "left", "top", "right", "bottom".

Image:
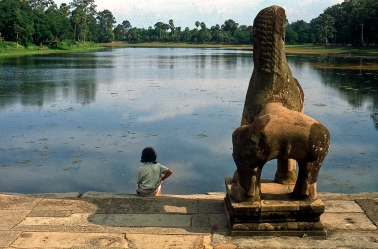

{"left": 247, "top": 167, "right": 262, "bottom": 202}
{"left": 274, "top": 158, "right": 297, "bottom": 184}
{"left": 230, "top": 167, "right": 262, "bottom": 203}
{"left": 293, "top": 161, "right": 319, "bottom": 200}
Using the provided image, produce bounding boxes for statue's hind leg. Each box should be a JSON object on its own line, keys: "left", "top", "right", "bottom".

{"left": 274, "top": 158, "right": 297, "bottom": 184}
{"left": 293, "top": 157, "right": 325, "bottom": 200}
{"left": 293, "top": 122, "right": 330, "bottom": 199}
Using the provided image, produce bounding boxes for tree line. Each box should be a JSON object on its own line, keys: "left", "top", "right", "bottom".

{"left": 113, "top": 19, "right": 250, "bottom": 44}
{"left": 286, "top": 0, "right": 378, "bottom": 46}
{"left": 0, "top": 0, "right": 377, "bottom": 48}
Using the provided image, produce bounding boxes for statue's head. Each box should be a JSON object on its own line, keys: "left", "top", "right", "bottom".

{"left": 232, "top": 122, "right": 267, "bottom": 194}
{"left": 253, "top": 5, "right": 286, "bottom": 74}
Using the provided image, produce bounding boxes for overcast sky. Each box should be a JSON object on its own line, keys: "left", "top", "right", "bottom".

{"left": 54, "top": 0, "right": 344, "bottom": 28}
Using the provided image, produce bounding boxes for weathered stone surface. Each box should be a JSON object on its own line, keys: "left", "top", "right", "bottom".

{"left": 321, "top": 213, "right": 377, "bottom": 230}
{"left": 19, "top": 213, "right": 192, "bottom": 228}
{"left": 33, "top": 192, "right": 81, "bottom": 199}
{"left": 0, "top": 231, "right": 22, "bottom": 247}
{"left": 225, "top": 182, "right": 324, "bottom": 220}
{"left": 28, "top": 209, "right": 73, "bottom": 217}
{"left": 355, "top": 199, "right": 378, "bottom": 227}
{"left": 82, "top": 194, "right": 199, "bottom": 214}
{"left": 18, "top": 213, "right": 90, "bottom": 227}
{"left": 0, "top": 193, "right": 43, "bottom": 209}
{"left": 1, "top": 192, "right": 378, "bottom": 248}
{"left": 260, "top": 180, "right": 294, "bottom": 195}
{"left": 81, "top": 191, "right": 135, "bottom": 198}
{"left": 13, "top": 224, "right": 211, "bottom": 234}
{"left": 33, "top": 198, "right": 97, "bottom": 213}
{"left": 99, "top": 214, "right": 192, "bottom": 227}
{"left": 11, "top": 232, "right": 127, "bottom": 248}
{"left": 209, "top": 214, "right": 229, "bottom": 232}
{"left": 0, "top": 210, "right": 30, "bottom": 230}
{"left": 199, "top": 199, "right": 225, "bottom": 214}
{"left": 212, "top": 231, "right": 378, "bottom": 249}
{"left": 192, "top": 214, "right": 209, "bottom": 227}
{"left": 230, "top": 221, "right": 326, "bottom": 237}
{"left": 225, "top": 181, "right": 326, "bottom": 236}
{"left": 126, "top": 234, "right": 209, "bottom": 249}
{"left": 225, "top": 179, "right": 327, "bottom": 236}
{"left": 318, "top": 192, "right": 378, "bottom": 201}
{"left": 324, "top": 200, "right": 364, "bottom": 213}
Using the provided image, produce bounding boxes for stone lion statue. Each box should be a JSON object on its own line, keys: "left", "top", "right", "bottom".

{"left": 230, "top": 6, "right": 330, "bottom": 202}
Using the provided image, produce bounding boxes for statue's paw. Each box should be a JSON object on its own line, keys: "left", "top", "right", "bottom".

{"left": 274, "top": 169, "right": 297, "bottom": 185}
{"left": 230, "top": 182, "right": 260, "bottom": 203}
{"left": 229, "top": 183, "right": 244, "bottom": 202}
{"left": 292, "top": 183, "right": 318, "bottom": 200}
{"left": 291, "top": 192, "right": 317, "bottom": 201}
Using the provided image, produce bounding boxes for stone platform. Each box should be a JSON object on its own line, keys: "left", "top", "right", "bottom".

{"left": 225, "top": 178, "right": 327, "bottom": 236}
{"left": 1, "top": 191, "right": 378, "bottom": 248}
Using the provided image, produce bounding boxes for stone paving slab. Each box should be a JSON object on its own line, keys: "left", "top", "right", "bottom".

{"left": 0, "top": 231, "right": 22, "bottom": 247}
{"left": 1, "top": 191, "right": 378, "bottom": 248}
{"left": 126, "top": 234, "right": 211, "bottom": 249}
{"left": 28, "top": 209, "right": 73, "bottom": 217}
{"left": 355, "top": 198, "right": 378, "bottom": 227}
{"left": 12, "top": 225, "right": 211, "bottom": 234}
{"left": 11, "top": 232, "right": 127, "bottom": 248}
{"left": 19, "top": 213, "right": 192, "bottom": 227}
{"left": 32, "top": 198, "right": 98, "bottom": 213}
{"left": 81, "top": 195, "right": 199, "bottom": 214}
{"left": 0, "top": 210, "right": 31, "bottom": 230}
{"left": 323, "top": 200, "right": 364, "bottom": 213}
{"left": 0, "top": 194, "right": 43, "bottom": 209}
{"left": 321, "top": 213, "right": 377, "bottom": 231}
{"left": 318, "top": 192, "right": 378, "bottom": 201}
{"left": 199, "top": 199, "right": 225, "bottom": 214}
{"left": 211, "top": 231, "right": 378, "bottom": 249}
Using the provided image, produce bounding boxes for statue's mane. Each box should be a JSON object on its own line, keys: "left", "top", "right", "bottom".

{"left": 241, "top": 6, "right": 304, "bottom": 125}
{"left": 253, "top": 5, "right": 286, "bottom": 74}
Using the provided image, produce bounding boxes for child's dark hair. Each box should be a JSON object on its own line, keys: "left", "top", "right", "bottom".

{"left": 140, "top": 147, "right": 157, "bottom": 164}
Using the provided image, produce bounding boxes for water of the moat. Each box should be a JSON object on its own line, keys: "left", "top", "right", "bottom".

{"left": 0, "top": 48, "right": 377, "bottom": 194}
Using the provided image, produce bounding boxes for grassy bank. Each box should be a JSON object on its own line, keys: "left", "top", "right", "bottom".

{"left": 100, "top": 42, "right": 253, "bottom": 50}
{"left": 0, "top": 41, "right": 106, "bottom": 58}
{"left": 285, "top": 44, "right": 377, "bottom": 55}
{"left": 98, "top": 42, "right": 378, "bottom": 56}
{"left": 2, "top": 41, "right": 378, "bottom": 58}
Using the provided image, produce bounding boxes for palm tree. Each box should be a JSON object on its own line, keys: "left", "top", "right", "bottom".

{"left": 222, "top": 19, "right": 239, "bottom": 36}
{"left": 169, "top": 19, "right": 175, "bottom": 36}
{"left": 163, "top": 23, "right": 170, "bottom": 36}
{"left": 154, "top": 22, "right": 164, "bottom": 37}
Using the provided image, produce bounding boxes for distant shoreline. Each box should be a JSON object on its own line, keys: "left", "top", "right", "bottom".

{"left": 1, "top": 42, "right": 378, "bottom": 58}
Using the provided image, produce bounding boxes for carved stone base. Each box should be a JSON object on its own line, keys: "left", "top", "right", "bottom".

{"left": 224, "top": 177, "right": 327, "bottom": 236}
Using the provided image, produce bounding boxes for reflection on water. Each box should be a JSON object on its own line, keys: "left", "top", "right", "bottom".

{"left": 287, "top": 55, "right": 378, "bottom": 130}
{"left": 0, "top": 48, "right": 377, "bottom": 194}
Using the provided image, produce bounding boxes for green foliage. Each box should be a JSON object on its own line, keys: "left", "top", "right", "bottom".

{"left": 1, "top": 0, "right": 377, "bottom": 47}
{"left": 0, "top": 41, "right": 19, "bottom": 50}
{"left": 289, "top": 20, "right": 311, "bottom": 43}
{"left": 311, "top": 14, "right": 336, "bottom": 45}
{"left": 96, "top": 9, "right": 116, "bottom": 42}
{"left": 322, "top": 0, "right": 378, "bottom": 45}
{"left": 285, "top": 27, "right": 298, "bottom": 44}
{"left": 57, "top": 39, "right": 79, "bottom": 49}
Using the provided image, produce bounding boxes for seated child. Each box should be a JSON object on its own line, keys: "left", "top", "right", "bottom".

{"left": 136, "top": 147, "right": 172, "bottom": 196}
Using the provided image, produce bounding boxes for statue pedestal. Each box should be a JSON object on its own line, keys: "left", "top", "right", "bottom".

{"left": 224, "top": 177, "right": 327, "bottom": 236}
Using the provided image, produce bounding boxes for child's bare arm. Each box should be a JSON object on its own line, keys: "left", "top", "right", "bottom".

{"left": 161, "top": 169, "right": 172, "bottom": 182}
